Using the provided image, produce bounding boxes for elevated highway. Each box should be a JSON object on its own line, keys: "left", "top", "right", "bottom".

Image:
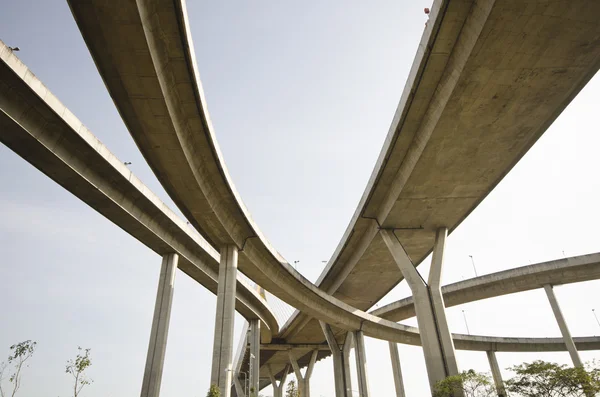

{"left": 372, "top": 253, "right": 600, "bottom": 322}
{"left": 243, "top": 254, "right": 600, "bottom": 392}
{"left": 63, "top": 0, "right": 600, "bottom": 394}
{"left": 0, "top": 41, "right": 278, "bottom": 342}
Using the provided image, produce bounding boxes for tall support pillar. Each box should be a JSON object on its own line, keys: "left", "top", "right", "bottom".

{"left": 140, "top": 253, "right": 179, "bottom": 397}
{"left": 210, "top": 245, "right": 239, "bottom": 396}
{"left": 428, "top": 228, "right": 459, "bottom": 375}
{"left": 342, "top": 334, "right": 354, "bottom": 397}
{"left": 319, "top": 321, "right": 353, "bottom": 397}
{"left": 268, "top": 365, "right": 290, "bottom": 397}
{"left": 352, "top": 330, "right": 371, "bottom": 397}
{"left": 249, "top": 319, "right": 261, "bottom": 396}
{"left": 388, "top": 342, "right": 406, "bottom": 397}
{"left": 233, "top": 322, "right": 250, "bottom": 397}
{"left": 544, "top": 284, "right": 583, "bottom": 367}
{"left": 486, "top": 351, "right": 505, "bottom": 397}
{"left": 288, "top": 350, "right": 318, "bottom": 397}
{"left": 380, "top": 229, "right": 458, "bottom": 390}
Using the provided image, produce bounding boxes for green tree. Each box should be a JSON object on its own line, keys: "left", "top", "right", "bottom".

{"left": 285, "top": 379, "right": 298, "bottom": 397}
{"left": 66, "top": 347, "right": 93, "bottom": 397}
{"left": 4, "top": 340, "right": 37, "bottom": 397}
{"left": 206, "top": 384, "right": 220, "bottom": 397}
{"left": 505, "top": 360, "right": 600, "bottom": 397}
{"left": 433, "top": 370, "right": 497, "bottom": 397}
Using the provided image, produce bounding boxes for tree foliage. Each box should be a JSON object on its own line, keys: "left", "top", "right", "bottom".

{"left": 505, "top": 360, "right": 600, "bottom": 397}
{"left": 285, "top": 379, "right": 298, "bottom": 397}
{"left": 433, "top": 369, "right": 497, "bottom": 397}
{"left": 2, "top": 340, "right": 37, "bottom": 397}
{"left": 206, "top": 384, "right": 220, "bottom": 397}
{"left": 65, "top": 347, "right": 93, "bottom": 397}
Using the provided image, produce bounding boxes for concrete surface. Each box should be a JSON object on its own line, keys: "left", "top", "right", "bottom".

{"left": 140, "top": 253, "right": 178, "bottom": 397}
{"left": 211, "top": 245, "right": 238, "bottom": 396}
{"left": 544, "top": 284, "right": 583, "bottom": 367}
{"left": 486, "top": 351, "right": 506, "bottom": 397}
{"left": 389, "top": 342, "right": 406, "bottom": 397}
{"left": 0, "top": 40, "right": 278, "bottom": 341}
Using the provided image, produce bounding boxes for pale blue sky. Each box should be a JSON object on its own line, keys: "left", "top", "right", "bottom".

{"left": 1, "top": 1, "right": 599, "bottom": 396}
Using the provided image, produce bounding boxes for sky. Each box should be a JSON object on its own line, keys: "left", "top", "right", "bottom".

{"left": 1, "top": 1, "right": 599, "bottom": 396}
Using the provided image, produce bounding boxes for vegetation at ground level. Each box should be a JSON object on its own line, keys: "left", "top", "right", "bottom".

{"left": 285, "top": 378, "right": 298, "bottom": 397}
{"left": 0, "top": 340, "right": 92, "bottom": 397}
{"left": 206, "top": 384, "right": 221, "bottom": 397}
{"left": 434, "top": 360, "right": 600, "bottom": 397}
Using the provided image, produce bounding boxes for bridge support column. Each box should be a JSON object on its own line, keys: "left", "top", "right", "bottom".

{"left": 268, "top": 365, "right": 289, "bottom": 397}
{"left": 544, "top": 284, "right": 583, "bottom": 367}
{"left": 388, "top": 342, "right": 406, "bottom": 397}
{"left": 380, "top": 228, "right": 459, "bottom": 391}
{"left": 249, "top": 319, "right": 260, "bottom": 396}
{"left": 210, "top": 245, "right": 239, "bottom": 396}
{"left": 486, "top": 351, "right": 505, "bottom": 397}
{"left": 319, "top": 322, "right": 353, "bottom": 397}
{"left": 352, "top": 330, "right": 371, "bottom": 397}
{"left": 140, "top": 253, "right": 179, "bottom": 397}
{"left": 288, "top": 350, "right": 318, "bottom": 397}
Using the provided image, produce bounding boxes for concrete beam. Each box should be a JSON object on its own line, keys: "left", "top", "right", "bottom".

{"left": 140, "top": 253, "right": 178, "bottom": 397}
{"left": 389, "top": 342, "right": 406, "bottom": 397}
{"left": 211, "top": 245, "right": 239, "bottom": 396}
{"left": 353, "top": 330, "right": 371, "bottom": 397}
{"left": 544, "top": 284, "right": 583, "bottom": 367}
{"left": 260, "top": 344, "right": 330, "bottom": 351}
{"left": 289, "top": 350, "right": 318, "bottom": 397}
{"left": 486, "top": 351, "right": 505, "bottom": 397}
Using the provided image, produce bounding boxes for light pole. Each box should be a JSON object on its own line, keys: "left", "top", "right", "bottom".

{"left": 469, "top": 255, "right": 478, "bottom": 277}
{"left": 593, "top": 309, "right": 600, "bottom": 330}
{"left": 462, "top": 310, "right": 471, "bottom": 335}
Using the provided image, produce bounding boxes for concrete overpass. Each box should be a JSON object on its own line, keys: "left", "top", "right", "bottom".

{"left": 241, "top": 254, "right": 600, "bottom": 394}
{"left": 371, "top": 253, "right": 600, "bottom": 322}
{"left": 3, "top": 0, "right": 598, "bottom": 395}
{"left": 66, "top": 0, "right": 600, "bottom": 394}
{"left": 0, "top": 40, "right": 278, "bottom": 342}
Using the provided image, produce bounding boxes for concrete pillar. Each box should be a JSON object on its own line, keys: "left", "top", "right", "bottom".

{"left": 140, "top": 253, "right": 179, "bottom": 397}
{"left": 352, "top": 330, "right": 370, "bottom": 397}
{"left": 544, "top": 284, "right": 583, "bottom": 367}
{"left": 486, "top": 351, "right": 505, "bottom": 397}
{"left": 233, "top": 322, "right": 249, "bottom": 397}
{"left": 380, "top": 229, "right": 455, "bottom": 390}
{"left": 288, "top": 350, "right": 318, "bottom": 397}
{"left": 268, "top": 365, "right": 289, "bottom": 397}
{"left": 319, "top": 321, "right": 353, "bottom": 397}
{"left": 233, "top": 376, "right": 246, "bottom": 397}
{"left": 249, "top": 319, "right": 260, "bottom": 396}
{"left": 388, "top": 342, "right": 406, "bottom": 397}
{"left": 428, "top": 228, "right": 459, "bottom": 376}
{"left": 210, "top": 245, "right": 239, "bottom": 396}
{"left": 342, "top": 333, "right": 354, "bottom": 397}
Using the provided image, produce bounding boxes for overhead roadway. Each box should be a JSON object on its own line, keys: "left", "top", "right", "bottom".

{"left": 371, "top": 253, "right": 600, "bottom": 322}
{"left": 65, "top": 0, "right": 437, "bottom": 345}
{"left": 242, "top": 254, "right": 600, "bottom": 392}
{"left": 282, "top": 0, "right": 600, "bottom": 344}
{"left": 0, "top": 42, "right": 278, "bottom": 342}
{"left": 66, "top": 0, "right": 600, "bottom": 387}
